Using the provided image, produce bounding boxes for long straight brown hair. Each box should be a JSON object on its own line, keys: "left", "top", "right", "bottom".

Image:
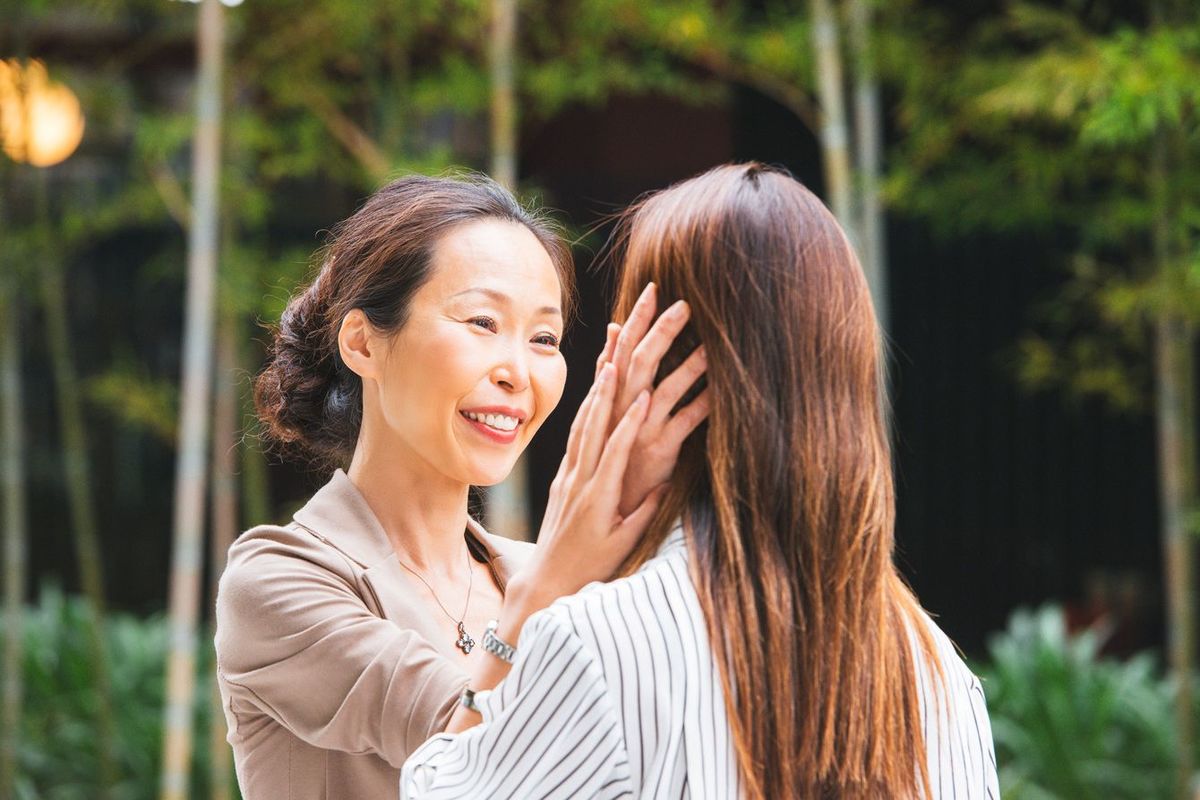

{"left": 610, "top": 163, "right": 945, "bottom": 799}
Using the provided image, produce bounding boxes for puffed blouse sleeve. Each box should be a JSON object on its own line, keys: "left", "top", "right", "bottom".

{"left": 214, "top": 530, "right": 468, "bottom": 768}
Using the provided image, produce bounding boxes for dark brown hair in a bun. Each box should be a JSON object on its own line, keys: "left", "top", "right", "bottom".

{"left": 254, "top": 173, "right": 574, "bottom": 471}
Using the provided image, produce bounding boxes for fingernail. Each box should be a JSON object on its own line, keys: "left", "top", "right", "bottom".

{"left": 600, "top": 363, "right": 614, "bottom": 383}
{"left": 697, "top": 346, "right": 707, "bottom": 362}
{"left": 636, "top": 390, "right": 649, "bottom": 405}
{"left": 668, "top": 300, "right": 689, "bottom": 319}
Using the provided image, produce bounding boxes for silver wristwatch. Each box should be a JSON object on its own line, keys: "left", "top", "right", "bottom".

{"left": 458, "top": 685, "right": 482, "bottom": 712}
{"left": 481, "top": 619, "right": 517, "bottom": 664}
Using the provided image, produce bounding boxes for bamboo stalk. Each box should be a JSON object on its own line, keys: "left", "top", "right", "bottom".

{"left": 1155, "top": 311, "right": 1197, "bottom": 800}
{"left": 160, "top": 1, "right": 225, "bottom": 797}
{"left": 1151, "top": 127, "right": 1196, "bottom": 800}
{"left": 207, "top": 322, "right": 238, "bottom": 800}
{"left": 808, "top": 0, "right": 855, "bottom": 235}
{"left": 238, "top": 338, "right": 271, "bottom": 528}
{"left": 847, "top": 0, "right": 887, "bottom": 333}
{"left": 35, "top": 174, "right": 117, "bottom": 797}
{"left": 0, "top": 243, "right": 27, "bottom": 800}
{"left": 489, "top": 0, "right": 518, "bottom": 191}
{"left": 484, "top": 0, "right": 531, "bottom": 541}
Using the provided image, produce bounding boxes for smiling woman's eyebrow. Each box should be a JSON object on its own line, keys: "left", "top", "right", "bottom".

{"left": 449, "top": 286, "right": 562, "bottom": 318}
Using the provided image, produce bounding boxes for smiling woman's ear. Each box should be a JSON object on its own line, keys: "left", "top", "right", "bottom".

{"left": 338, "top": 309, "right": 379, "bottom": 381}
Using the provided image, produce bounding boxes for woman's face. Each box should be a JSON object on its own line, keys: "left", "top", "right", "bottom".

{"left": 372, "top": 219, "right": 567, "bottom": 486}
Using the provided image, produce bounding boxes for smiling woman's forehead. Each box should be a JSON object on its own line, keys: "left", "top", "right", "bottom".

{"left": 429, "top": 219, "right": 562, "bottom": 306}
{"left": 449, "top": 286, "right": 561, "bottom": 318}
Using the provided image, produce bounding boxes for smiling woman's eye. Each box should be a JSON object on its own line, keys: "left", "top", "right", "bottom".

{"left": 467, "top": 316, "right": 498, "bottom": 332}
{"left": 533, "top": 332, "right": 560, "bottom": 348}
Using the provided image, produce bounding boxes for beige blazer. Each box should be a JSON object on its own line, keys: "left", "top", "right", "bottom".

{"left": 214, "top": 468, "right": 533, "bottom": 800}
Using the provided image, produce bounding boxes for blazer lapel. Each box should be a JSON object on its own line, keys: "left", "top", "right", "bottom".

{"left": 291, "top": 468, "right": 394, "bottom": 569}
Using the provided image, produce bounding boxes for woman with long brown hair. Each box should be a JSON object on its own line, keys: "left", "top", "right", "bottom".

{"left": 401, "top": 163, "right": 999, "bottom": 798}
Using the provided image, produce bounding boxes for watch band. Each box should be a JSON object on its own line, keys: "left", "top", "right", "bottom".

{"left": 481, "top": 619, "right": 517, "bottom": 664}
{"left": 459, "top": 685, "right": 481, "bottom": 713}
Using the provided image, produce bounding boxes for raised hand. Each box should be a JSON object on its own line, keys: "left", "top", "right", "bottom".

{"left": 511, "top": 360, "right": 665, "bottom": 610}
{"left": 603, "top": 283, "right": 710, "bottom": 516}
{"left": 456, "top": 292, "right": 709, "bottom": 730}
{"left": 498, "top": 284, "right": 709, "bottom": 625}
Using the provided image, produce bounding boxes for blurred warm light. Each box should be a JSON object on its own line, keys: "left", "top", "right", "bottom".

{"left": 0, "top": 59, "right": 85, "bottom": 167}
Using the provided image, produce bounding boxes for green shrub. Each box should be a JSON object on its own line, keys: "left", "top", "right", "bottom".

{"left": 15, "top": 590, "right": 1195, "bottom": 799}
{"left": 15, "top": 586, "right": 237, "bottom": 800}
{"left": 979, "top": 605, "right": 1184, "bottom": 800}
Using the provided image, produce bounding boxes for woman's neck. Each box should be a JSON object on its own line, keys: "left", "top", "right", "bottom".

{"left": 346, "top": 433, "right": 472, "bottom": 578}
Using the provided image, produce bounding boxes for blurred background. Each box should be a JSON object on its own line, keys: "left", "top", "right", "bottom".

{"left": 1, "top": 0, "right": 1197, "bottom": 797}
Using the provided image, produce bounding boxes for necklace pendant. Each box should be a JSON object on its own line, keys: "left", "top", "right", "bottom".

{"left": 456, "top": 621, "right": 475, "bottom": 654}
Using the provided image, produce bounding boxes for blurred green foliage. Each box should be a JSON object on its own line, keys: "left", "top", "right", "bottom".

{"left": 6, "top": 1, "right": 1199, "bottom": 796}
{"left": 887, "top": 0, "right": 1200, "bottom": 412}
{"left": 15, "top": 589, "right": 1196, "bottom": 799}
{"left": 16, "top": 587, "right": 236, "bottom": 800}
{"left": 4, "top": 0, "right": 1190, "bottom": 430}
{"left": 980, "top": 605, "right": 1190, "bottom": 799}
{"left": 3, "top": 0, "right": 745, "bottom": 447}
{"left": 7, "top": 0, "right": 1188, "bottom": 430}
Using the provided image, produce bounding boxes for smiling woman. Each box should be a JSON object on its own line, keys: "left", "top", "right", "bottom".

{"left": 215, "top": 173, "right": 708, "bottom": 800}
{"left": 351, "top": 218, "right": 569, "bottom": 486}
{"left": 253, "top": 176, "right": 574, "bottom": 474}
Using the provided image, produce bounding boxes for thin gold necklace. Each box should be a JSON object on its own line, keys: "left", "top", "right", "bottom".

{"left": 396, "top": 537, "right": 475, "bottom": 654}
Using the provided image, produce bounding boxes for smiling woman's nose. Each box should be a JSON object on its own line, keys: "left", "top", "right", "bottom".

{"left": 490, "top": 350, "right": 530, "bottom": 392}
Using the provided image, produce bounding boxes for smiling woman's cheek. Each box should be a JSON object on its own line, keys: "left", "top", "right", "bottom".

{"left": 364, "top": 216, "right": 568, "bottom": 487}
{"left": 371, "top": 322, "right": 485, "bottom": 467}
{"left": 394, "top": 319, "right": 488, "bottom": 387}
{"left": 523, "top": 355, "right": 567, "bottom": 440}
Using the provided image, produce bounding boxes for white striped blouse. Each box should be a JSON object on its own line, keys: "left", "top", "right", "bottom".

{"left": 400, "top": 524, "right": 1000, "bottom": 799}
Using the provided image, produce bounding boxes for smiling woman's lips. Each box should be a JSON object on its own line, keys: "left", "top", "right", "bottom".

{"left": 459, "top": 405, "right": 528, "bottom": 423}
{"left": 458, "top": 411, "right": 521, "bottom": 444}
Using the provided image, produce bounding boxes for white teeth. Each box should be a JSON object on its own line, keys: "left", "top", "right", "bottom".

{"left": 463, "top": 411, "right": 519, "bottom": 432}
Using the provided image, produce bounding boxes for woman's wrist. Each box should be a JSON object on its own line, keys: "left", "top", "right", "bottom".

{"left": 495, "top": 574, "right": 546, "bottom": 644}
{"left": 456, "top": 580, "right": 533, "bottom": 690}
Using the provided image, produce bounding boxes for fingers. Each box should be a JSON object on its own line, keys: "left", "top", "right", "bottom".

{"left": 611, "top": 283, "right": 657, "bottom": 382}
{"left": 595, "top": 323, "right": 621, "bottom": 380}
{"left": 620, "top": 299, "right": 691, "bottom": 410}
{"left": 643, "top": 337, "right": 704, "bottom": 426}
{"left": 570, "top": 323, "right": 622, "bottom": 467}
{"left": 565, "top": 361, "right": 609, "bottom": 468}
{"left": 593, "top": 389, "right": 650, "bottom": 492}
{"left": 610, "top": 483, "right": 668, "bottom": 551}
{"left": 576, "top": 362, "right": 619, "bottom": 475}
{"left": 661, "top": 387, "right": 711, "bottom": 444}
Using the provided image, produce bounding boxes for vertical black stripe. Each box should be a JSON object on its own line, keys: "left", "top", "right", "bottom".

{"left": 630, "top": 574, "right": 662, "bottom": 764}
{"left": 613, "top": 582, "right": 648, "bottom": 787}
{"left": 646, "top": 566, "right": 685, "bottom": 799}
{"left": 583, "top": 587, "right": 638, "bottom": 782}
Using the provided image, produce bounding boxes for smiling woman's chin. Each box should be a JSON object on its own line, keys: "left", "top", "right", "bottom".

{"left": 462, "top": 453, "right": 524, "bottom": 488}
